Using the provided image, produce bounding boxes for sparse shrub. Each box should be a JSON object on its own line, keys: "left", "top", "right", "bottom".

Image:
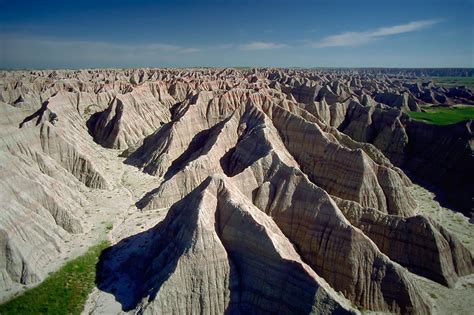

{"left": 105, "top": 222, "right": 113, "bottom": 231}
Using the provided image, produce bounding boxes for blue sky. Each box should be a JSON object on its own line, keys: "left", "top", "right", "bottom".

{"left": 0, "top": 0, "right": 473, "bottom": 68}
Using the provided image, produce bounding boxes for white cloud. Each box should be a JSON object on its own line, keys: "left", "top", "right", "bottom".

{"left": 0, "top": 34, "right": 203, "bottom": 68}
{"left": 177, "top": 47, "right": 202, "bottom": 53}
{"left": 239, "top": 41, "right": 287, "bottom": 51}
{"left": 312, "top": 19, "right": 441, "bottom": 48}
{"left": 145, "top": 43, "right": 181, "bottom": 51}
{"left": 214, "top": 43, "right": 234, "bottom": 50}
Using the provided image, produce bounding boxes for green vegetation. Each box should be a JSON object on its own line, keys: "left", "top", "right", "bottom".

{"left": 355, "top": 304, "right": 367, "bottom": 312}
{"left": 105, "top": 222, "right": 113, "bottom": 231}
{"left": 0, "top": 241, "right": 110, "bottom": 315}
{"left": 408, "top": 106, "right": 474, "bottom": 125}
{"left": 420, "top": 76, "right": 474, "bottom": 90}
{"left": 83, "top": 104, "right": 100, "bottom": 115}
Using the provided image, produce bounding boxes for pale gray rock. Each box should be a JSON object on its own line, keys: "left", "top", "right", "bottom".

{"left": 1, "top": 68, "right": 472, "bottom": 315}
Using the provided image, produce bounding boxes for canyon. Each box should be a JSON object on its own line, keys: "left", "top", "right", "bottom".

{"left": 0, "top": 68, "right": 473, "bottom": 314}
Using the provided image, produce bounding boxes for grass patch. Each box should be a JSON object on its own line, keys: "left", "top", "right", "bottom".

{"left": 408, "top": 106, "right": 474, "bottom": 125}
{"left": 0, "top": 241, "right": 110, "bottom": 315}
{"left": 355, "top": 304, "right": 367, "bottom": 312}
{"left": 419, "top": 76, "right": 474, "bottom": 90}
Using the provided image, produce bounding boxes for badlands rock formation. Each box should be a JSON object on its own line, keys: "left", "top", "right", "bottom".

{"left": 0, "top": 68, "right": 473, "bottom": 314}
{"left": 338, "top": 101, "right": 473, "bottom": 214}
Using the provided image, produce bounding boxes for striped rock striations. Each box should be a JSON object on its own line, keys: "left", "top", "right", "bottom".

{"left": 1, "top": 68, "right": 473, "bottom": 314}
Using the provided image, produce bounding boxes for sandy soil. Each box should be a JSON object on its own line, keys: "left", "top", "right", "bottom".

{"left": 408, "top": 183, "right": 474, "bottom": 315}
{"left": 82, "top": 207, "right": 169, "bottom": 315}
{"left": 409, "top": 184, "right": 473, "bottom": 254}
{"left": 80, "top": 149, "right": 169, "bottom": 315}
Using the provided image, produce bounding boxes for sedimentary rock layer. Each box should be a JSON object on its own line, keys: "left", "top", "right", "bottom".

{"left": 1, "top": 68, "right": 472, "bottom": 314}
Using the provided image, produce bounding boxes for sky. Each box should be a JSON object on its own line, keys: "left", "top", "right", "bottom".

{"left": 0, "top": 0, "right": 473, "bottom": 69}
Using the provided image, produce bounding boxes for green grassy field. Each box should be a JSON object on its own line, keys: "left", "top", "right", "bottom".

{"left": 408, "top": 106, "right": 474, "bottom": 125}
{"left": 419, "top": 77, "right": 474, "bottom": 90}
{"left": 0, "top": 241, "right": 110, "bottom": 315}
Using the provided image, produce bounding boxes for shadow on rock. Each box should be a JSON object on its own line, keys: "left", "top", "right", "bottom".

{"left": 95, "top": 204, "right": 197, "bottom": 311}
{"left": 19, "top": 101, "right": 51, "bottom": 128}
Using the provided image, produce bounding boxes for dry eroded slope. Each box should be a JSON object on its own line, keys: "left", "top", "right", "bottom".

{"left": 0, "top": 68, "right": 473, "bottom": 315}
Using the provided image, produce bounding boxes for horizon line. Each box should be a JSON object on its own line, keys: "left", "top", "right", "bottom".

{"left": 2, "top": 66, "right": 474, "bottom": 71}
